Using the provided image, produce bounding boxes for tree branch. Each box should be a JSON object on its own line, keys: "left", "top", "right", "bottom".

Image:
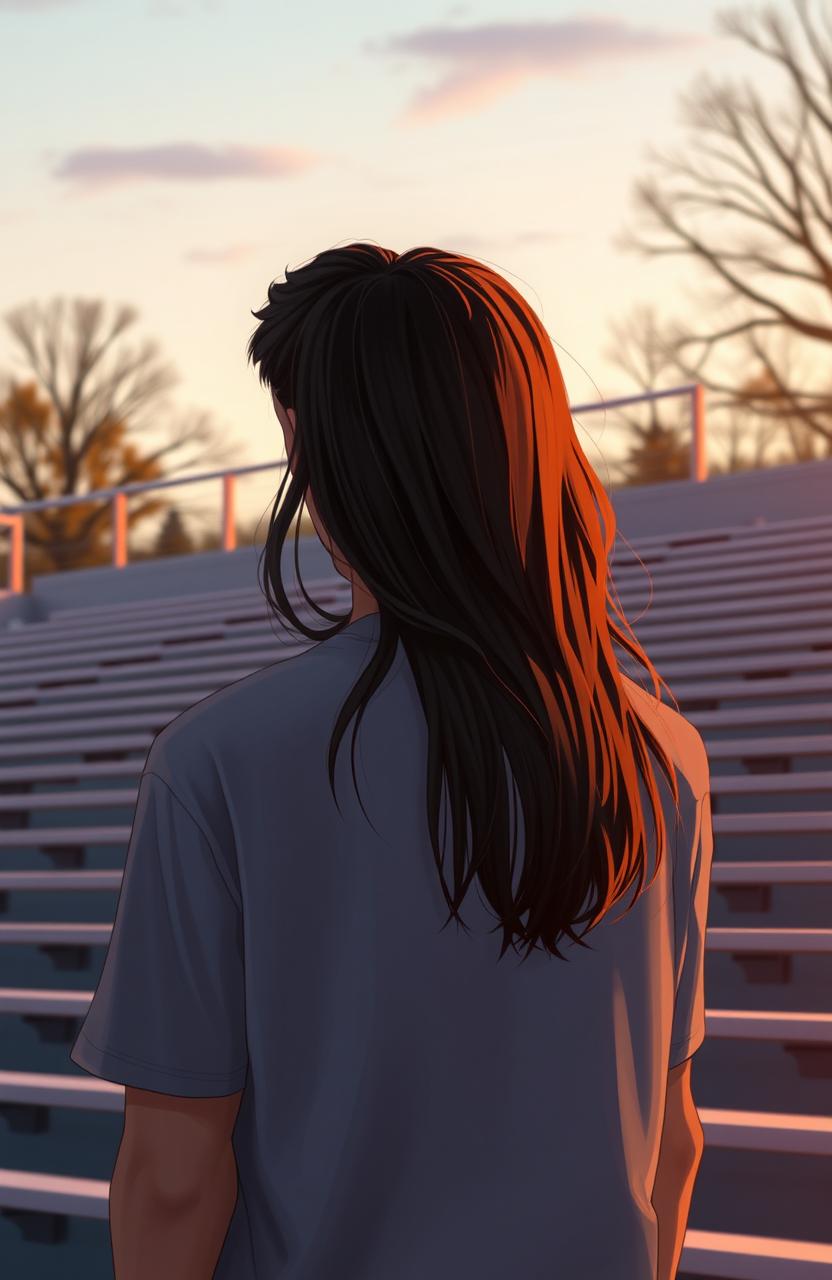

{"left": 717, "top": 1, "right": 832, "bottom": 135}
{"left": 631, "top": 178, "right": 832, "bottom": 340}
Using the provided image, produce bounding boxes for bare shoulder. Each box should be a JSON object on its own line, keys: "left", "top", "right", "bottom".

{"left": 619, "top": 671, "right": 708, "bottom": 799}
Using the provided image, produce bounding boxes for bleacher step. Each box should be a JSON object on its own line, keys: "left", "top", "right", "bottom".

{"left": 0, "top": 861, "right": 828, "bottom": 895}
{"left": 1, "top": 771, "right": 831, "bottom": 813}
{"left": 0, "top": 811, "right": 830, "bottom": 848}
{"left": 2, "top": 921, "right": 831, "bottom": 954}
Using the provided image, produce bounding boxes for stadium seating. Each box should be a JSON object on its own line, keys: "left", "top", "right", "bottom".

{"left": 0, "top": 512, "right": 831, "bottom": 1278}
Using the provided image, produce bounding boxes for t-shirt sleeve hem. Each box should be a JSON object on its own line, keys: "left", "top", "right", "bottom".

{"left": 668, "top": 1025, "right": 705, "bottom": 1069}
{"left": 70, "top": 1029, "right": 248, "bottom": 1096}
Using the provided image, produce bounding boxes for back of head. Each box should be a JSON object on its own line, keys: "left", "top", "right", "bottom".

{"left": 247, "top": 242, "right": 681, "bottom": 965}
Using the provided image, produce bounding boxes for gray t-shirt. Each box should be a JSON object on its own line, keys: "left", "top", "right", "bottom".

{"left": 70, "top": 610, "right": 713, "bottom": 1279}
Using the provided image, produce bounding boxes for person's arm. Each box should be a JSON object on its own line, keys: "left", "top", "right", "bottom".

{"left": 652, "top": 1057, "right": 706, "bottom": 1280}
{"left": 652, "top": 1139, "right": 704, "bottom": 1280}
{"left": 108, "top": 1086, "right": 243, "bottom": 1279}
{"left": 109, "top": 1135, "right": 238, "bottom": 1280}
{"left": 653, "top": 758, "right": 713, "bottom": 1279}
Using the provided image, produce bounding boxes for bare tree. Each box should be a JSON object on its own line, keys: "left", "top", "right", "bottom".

{"left": 0, "top": 297, "right": 241, "bottom": 573}
{"left": 614, "top": 0, "right": 832, "bottom": 457}
{"left": 600, "top": 304, "right": 692, "bottom": 485}
{"left": 602, "top": 303, "right": 832, "bottom": 482}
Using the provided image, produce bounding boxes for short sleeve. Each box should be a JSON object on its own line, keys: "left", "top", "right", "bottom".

{"left": 69, "top": 770, "right": 248, "bottom": 1097}
{"left": 669, "top": 789, "right": 714, "bottom": 1068}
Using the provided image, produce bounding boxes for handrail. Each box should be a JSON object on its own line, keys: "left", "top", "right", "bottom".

{"left": 0, "top": 383, "right": 705, "bottom": 595}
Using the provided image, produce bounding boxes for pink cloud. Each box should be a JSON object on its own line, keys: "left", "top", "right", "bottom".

{"left": 50, "top": 142, "right": 321, "bottom": 191}
{"left": 364, "top": 17, "right": 712, "bottom": 124}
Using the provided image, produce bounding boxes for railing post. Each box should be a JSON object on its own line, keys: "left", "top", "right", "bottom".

{"left": 0, "top": 514, "right": 24, "bottom": 595}
{"left": 9, "top": 514, "right": 23, "bottom": 594}
{"left": 691, "top": 383, "right": 707, "bottom": 482}
{"left": 222, "top": 473, "right": 236, "bottom": 552}
{"left": 112, "top": 492, "right": 128, "bottom": 568}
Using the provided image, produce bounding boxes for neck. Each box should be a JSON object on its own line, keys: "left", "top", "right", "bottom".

{"left": 348, "top": 580, "right": 379, "bottom": 626}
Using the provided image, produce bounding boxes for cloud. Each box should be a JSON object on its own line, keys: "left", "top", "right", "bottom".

{"left": 364, "top": 17, "right": 711, "bottom": 124}
{"left": 184, "top": 243, "right": 260, "bottom": 265}
{"left": 50, "top": 142, "right": 322, "bottom": 191}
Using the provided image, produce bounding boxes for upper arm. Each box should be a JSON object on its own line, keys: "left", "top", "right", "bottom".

{"left": 120, "top": 1086, "right": 243, "bottom": 1183}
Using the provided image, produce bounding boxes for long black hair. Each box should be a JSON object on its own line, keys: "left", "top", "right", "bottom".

{"left": 247, "top": 243, "right": 682, "bottom": 965}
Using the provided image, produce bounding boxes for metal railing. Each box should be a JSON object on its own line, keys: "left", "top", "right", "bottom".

{"left": 0, "top": 383, "right": 705, "bottom": 596}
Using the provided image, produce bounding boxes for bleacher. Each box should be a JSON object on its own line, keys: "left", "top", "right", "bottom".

{"left": 0, "top": 511, "right": 831, "bottom": 1278}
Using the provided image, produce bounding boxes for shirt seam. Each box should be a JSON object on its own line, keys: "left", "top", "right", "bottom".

{"left": 669, "top": 1026, "right": 703, "bottom": 1052}
{"left": 76, "top": 1028, "right": 248, "bottom": 1081}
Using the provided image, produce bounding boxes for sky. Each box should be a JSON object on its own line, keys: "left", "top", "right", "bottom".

{"left": 0, "top": 0, "right": 789, "bottom": 541}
